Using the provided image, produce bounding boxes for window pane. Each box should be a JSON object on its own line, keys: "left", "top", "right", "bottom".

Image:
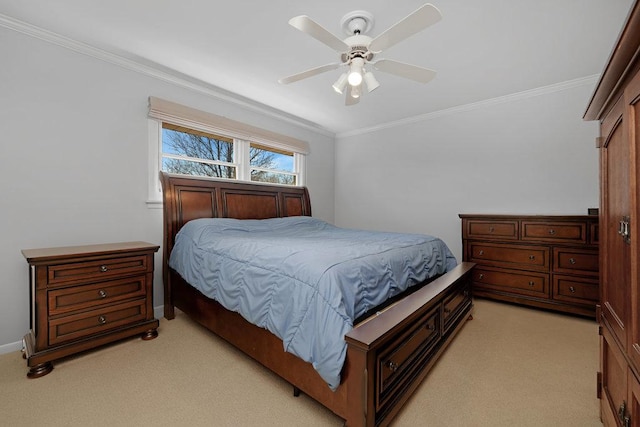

{"left": 162, "top": 125, "right": 233, "bottom": 163}
{"left": 163, "top": 158, "right": 236, "bottom": 179}
{"left": 250, "top": 144, "right": 293, "bottom": 172}
{"left": 251, "top": 170, "right": 296, "bottom": 185}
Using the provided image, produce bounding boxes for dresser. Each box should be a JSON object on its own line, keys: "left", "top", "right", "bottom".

{"left": 459, "top": 214, "right": 599, "bottom": 317}
{"left": 584, "top": 1, "right": 640, "bottom": 425}
{"left": 21, "top": 241, "right": 160, "bottom": 378}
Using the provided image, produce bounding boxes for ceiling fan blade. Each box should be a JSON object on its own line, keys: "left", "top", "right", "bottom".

{"left": 373, "top": 59, "right": 436, "bottom": 84}
{"left": 345, "top": 85, "right": 360, "bottom": 106}
{"left": 289, "top": 15, "right": 350, "bottom": 53}
{"left": 278, "top": 63, "right": 341, "bottom": 84}
{"left": 369, "top": 4, "right": 442, "bottom": 52}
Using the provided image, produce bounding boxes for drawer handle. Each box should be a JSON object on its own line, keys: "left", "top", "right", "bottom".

{"left": 489, "top": 226, "right": 495, "bottom": 232}
{"left": 529, "top": 255, "right": 535, "bottom": 260}
{"left": 528, "top": 281, "right": 535, "bottom": 287}
{"left": 426, "top": 324, "right": 435, "bottom": 331}
{"left": 548, "top": 229, "right": 556, "bottom": 235}
{"left": 478, "top": 250, "right": 484, "bottom": 256}
{"left": 100, "top": 265, "right": 108, "bottom": 272}
{"left": 569, "top": 258, "right": 576, "bottom": 265}
{"left": 569, "top": 286, "right": 576, "bottom": 293}
{"left": 98, "top": 290, "right": 107, "bottom": 299}
{"left": 478, "top": 273, "right": 484, "bottom": 280}
{"left": 387, "top": 360, "right": 399, "bottom": 372}
{"left": 98, "top": 315, "right": 107, "bottom": 325}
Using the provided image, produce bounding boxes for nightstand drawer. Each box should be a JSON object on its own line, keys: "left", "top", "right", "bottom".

{"left": 469, "top": 243, "right": 549, "bottom": 271}
{"left": 48, "top": 299, "right": 147, "bottom": 346}
{"left": 521, "top": 221, "right": 587, "bottom": 244}
{"left": 47, "top": 255, "right": 149, "bottom": 287}
{"left": 553, "top": 248, "right": 599, "bottom": 275}
{"left": 553, "top": 275, "right": 599, "bottom": 304}
{"left": 473, "top": 267, "right": 549, "bottom": 298}
{"left": 464, "top": 220, "right": 518, "bottom": 240}
{"left": 48, "top": 276, "right": 147, "bottom": 316}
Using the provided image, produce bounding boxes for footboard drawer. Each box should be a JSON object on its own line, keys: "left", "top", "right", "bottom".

{"left": 442, "top": 279, "right": 472, "bottom": 334}
{"left": 376, "top": 306, "right": 441, "bottom": 410}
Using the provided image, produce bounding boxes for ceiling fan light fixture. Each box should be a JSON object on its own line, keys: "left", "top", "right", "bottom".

{"left": 347, "top": 57, "right": 364, "bottom": 86}
{"left": 332, "top": 73, "right": 348, "bottom": 94}
{"left": 350, "top": 85, "right": 361, "bottom": 99}
{"left": 363, "top": 71, "right": 380, "bottom": 92}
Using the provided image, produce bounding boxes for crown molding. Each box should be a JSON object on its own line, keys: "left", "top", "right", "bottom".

{"left": 0, "top": 13, "right": 334, "bottom": 138}
{"left": 336, "top": 75, "right": 600, "bottom": 139}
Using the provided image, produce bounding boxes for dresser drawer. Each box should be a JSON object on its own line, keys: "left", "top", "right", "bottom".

{"left": 376, "top": 306, "right": 440, "bottom": 411}
{"left": 48, "top": 299, "right": 147, "bottom": 346}
{"left": 553, "top": 247, "right": 599, "bottom": 276}
{"left": 473, "top": 267, "right": 549, "bottom": 298}
{"left": 48, "top": 276, "right": 147, "bottom": 316}
{"left": 553, "top": 275, "right": 599, "bottom": 305}
{"left": 464, "top": 220, "right": 518, "bottom": 240}
{"left": 47, "top": 255, "right": 150, "bottom": 287}
{"left": 468, "top": 242, "right": 549, "bottom": 271}
{"left": 521, "top": 221, "right": 587, "bottom": 244}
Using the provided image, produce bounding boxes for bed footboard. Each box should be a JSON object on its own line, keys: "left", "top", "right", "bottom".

{"left": 344, "top": 262, "right": 474, "bottom": 427}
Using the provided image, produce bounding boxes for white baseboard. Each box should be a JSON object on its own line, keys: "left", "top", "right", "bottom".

{"left": 0, "top": 305, "right": 165, "bottom": 355}
{"left": 0, "top": 340, "right": 22, "bottom": 355}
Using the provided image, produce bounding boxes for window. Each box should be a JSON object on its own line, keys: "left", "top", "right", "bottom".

{"left": 147, "top": 97, "right": 309, "bottom": 207}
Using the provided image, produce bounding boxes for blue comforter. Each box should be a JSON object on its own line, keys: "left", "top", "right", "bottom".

{"left": 169, "top": 216, "right": 457, "bottom": 390}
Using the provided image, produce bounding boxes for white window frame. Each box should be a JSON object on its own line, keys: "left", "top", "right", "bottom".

{"left": 147, "top": 114, "right": 307, "bottom": 208}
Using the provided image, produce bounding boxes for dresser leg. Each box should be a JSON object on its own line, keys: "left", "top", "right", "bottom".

{"left": 141, "top": 329, "right": 158, "bottom": 340}
{"left": 27, "top": 361, "right": 53, "bottom": 379}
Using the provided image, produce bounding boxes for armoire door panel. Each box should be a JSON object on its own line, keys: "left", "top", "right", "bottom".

{"left": 628, "top": 68, "right": 640, "bottom": 372}
{"left": 602, "top": 98, "right": 631, "bottom": 351}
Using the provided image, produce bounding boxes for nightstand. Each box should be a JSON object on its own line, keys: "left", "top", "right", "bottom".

{"left": 21, "top": 241, "right": 160, "bottom": 378}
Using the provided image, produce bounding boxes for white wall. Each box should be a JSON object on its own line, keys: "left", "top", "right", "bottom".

{"left": 0, "top": 27, "right": 335, "bottom": 350}
{"left": 334, "top": 82, "right": 600, "bottom": 262}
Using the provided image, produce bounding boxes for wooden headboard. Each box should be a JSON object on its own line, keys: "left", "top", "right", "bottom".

{"left": 159, "top": 171, "right": 312, "bottom": 267}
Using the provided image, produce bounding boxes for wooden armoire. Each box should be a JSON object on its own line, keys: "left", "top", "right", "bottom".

{"left": 584, "top": 2, "right": 640, "bottom": 426}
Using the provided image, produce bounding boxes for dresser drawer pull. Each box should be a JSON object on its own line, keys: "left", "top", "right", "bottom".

{"left": 426, "top": 324, "right": 435, "bottom": 331}
{"left": 478, "top": 273, "right": 484, "bottom": 280}
{"left": 489, "top": 226, "right": 495, "bottom": 232}
{"left": 529, "top": 255, "right": 536, "bottom": 260}
{"left": 98, "top": 315, "right": 107, "bottom": 325}
{"left": 478, "top": 250, "right": 484, "bottom": 256}
{"left": 528, "top": 281, "right": 535, "bottom": 287}
{"left": 548, "top": 229, "right": 556, "bottom": 235}
{"left": 569, "top": 286, "right": 576, "bottom": 293}
{"left": 387, "top": 360, "right": 399, "bottom": 372}
{"left": 100, "top": 265, "right": 108, "bottom": 272}
{"left": 98, "top": 290, "right": 107, "bottom": 298}
{"left": 569, "top": 258, "right": 576, "bottom": 265}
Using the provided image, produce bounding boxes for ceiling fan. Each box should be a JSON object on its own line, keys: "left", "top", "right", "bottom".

{"left": 278, "top": 3, "right": 442, "bottom": 106}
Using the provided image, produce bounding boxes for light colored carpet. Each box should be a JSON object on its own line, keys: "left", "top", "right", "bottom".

{"left": 0, "top": 299, "right": 601, "bottom": 426}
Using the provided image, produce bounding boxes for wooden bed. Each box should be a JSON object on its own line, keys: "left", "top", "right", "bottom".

{"left": 160, "top": 172, "right": 475, "bottom": 427}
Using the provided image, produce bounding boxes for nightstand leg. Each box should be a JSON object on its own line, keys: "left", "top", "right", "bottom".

{"left": 141, "top": 328, "right": 158, "bottom": 340}
{"left": 27, "top": 361, "right": 53, "bottom": 379}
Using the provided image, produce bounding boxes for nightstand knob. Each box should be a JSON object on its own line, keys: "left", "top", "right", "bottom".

{"left": 98, "top": 316, "right": 107, "bottom": 325}
{"left": 100, "top": 265, "right": 108, "bottom": 272}
{"left": 569, "top": 258, "right": 576, "bottom": 265}
{"left": 569, "top": 286, "right": 576, "bottom": 293}
{"left": 478, "top": 273, "right": 484, "bottom": 280}
{"left": 548, "top": 229, "right": 556, "bottom": 235}
{"left": 478, "top": 250, "right": 484, "bottom": 256}
{"left": 387, "top": 360, "right": 399, "bottom": 372}
{"left": 98, "top": 290, "right": 107, "bottom": 299}
{"left": 529, "top": 255, "right": 535, "bottom": 260}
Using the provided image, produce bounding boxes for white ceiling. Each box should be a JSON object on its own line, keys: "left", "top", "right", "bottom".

{"left": 0, "top": 1, "right": 634, "bottom": 134}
